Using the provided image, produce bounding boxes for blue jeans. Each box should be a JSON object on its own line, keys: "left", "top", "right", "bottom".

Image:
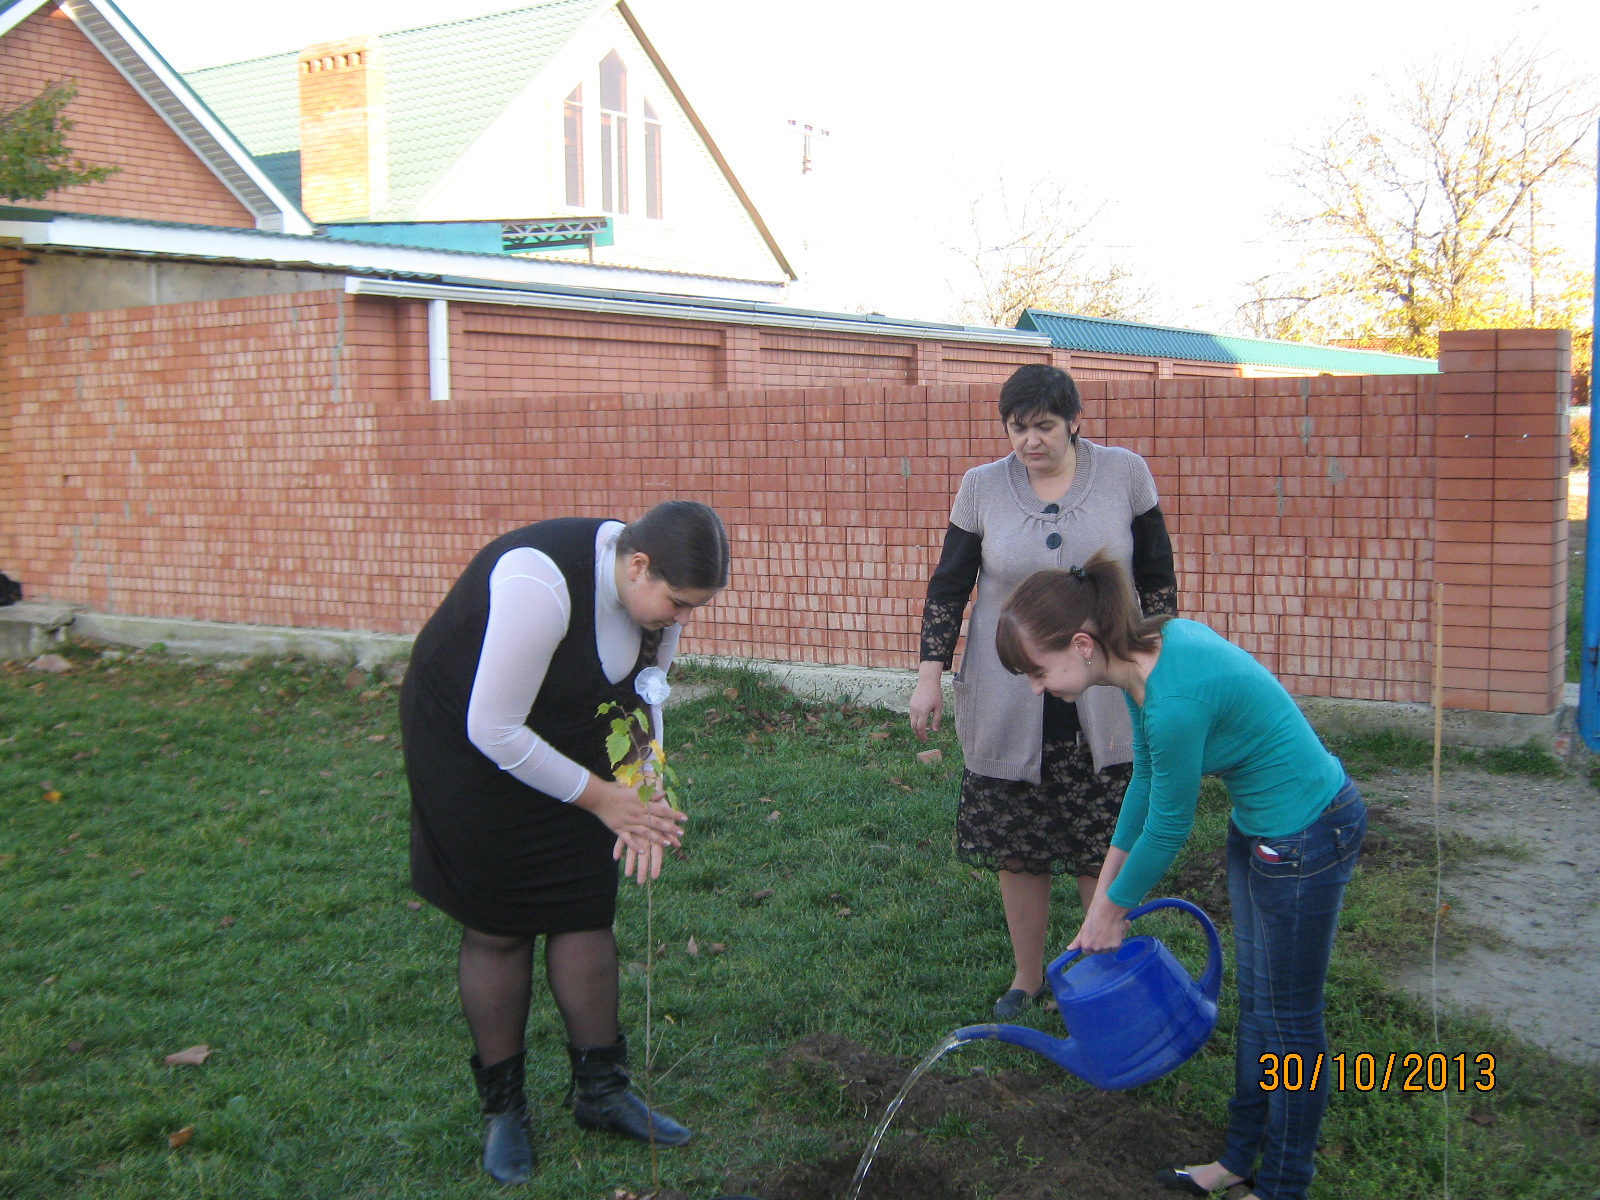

{"left": 1219, "top": 778, "right": 1366, "bottom": 1200}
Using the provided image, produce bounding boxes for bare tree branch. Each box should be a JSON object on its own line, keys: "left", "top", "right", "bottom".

{"left": 1265, "top": 46, "right": 1596, "bottom": 358}
{"left": 951, "top": 176, "right": 1155, "bottom": 328}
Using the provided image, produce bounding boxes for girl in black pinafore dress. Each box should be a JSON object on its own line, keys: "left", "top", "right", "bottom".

{"left": 400, "top": 503, "right": 729, "bottom": 1185}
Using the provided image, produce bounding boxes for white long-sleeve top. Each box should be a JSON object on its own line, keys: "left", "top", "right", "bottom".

{"left": 464, "top": 521, "right": 680, "bottom": 802}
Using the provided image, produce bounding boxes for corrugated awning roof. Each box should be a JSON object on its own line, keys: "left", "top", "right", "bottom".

{"left": 1018, "top": 309, "right": 1438, "bottom": 374}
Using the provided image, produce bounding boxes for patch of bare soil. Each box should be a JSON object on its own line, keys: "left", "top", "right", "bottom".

{"left": 1361, "top": 767, "right": 1600, "bottom": 1066}
{"left": 730, "top": 1033, "right": 1224, "bottom": 1200}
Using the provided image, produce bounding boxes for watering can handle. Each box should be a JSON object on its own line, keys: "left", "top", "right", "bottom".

{"left": 1049, "top": 896, "right": 1224, "bottom": 1001}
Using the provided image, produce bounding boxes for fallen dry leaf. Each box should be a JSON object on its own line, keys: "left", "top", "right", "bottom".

{"left": 750, "top": 887, "right": 775, "bottom": 901}
{"left": 709, "top": 942, "right": 727, "bottom": 955}
{"left": 757, "top": 795, "right": 772, "bottom": 803}
{"left": 28, "top": 654, "right": 72, "bottom": 674}
{"left": 686, "top": 936, "right": 700, "bottom": 957}
{"left": 722, "top": 687, "right": 739, "bottom": 701}
{"left": 917, "top": 748, "right": 944, "bottom": 764}
{"left": 1469, "top": 1110, "right": 1497, "bottom": 1126}
{"left": 836, "top": 907, "right": 853, "bottom": 918}
{"left": 366, "top": 734, "right": 387, "bottom": 743}
{"left": 869, "top": 730, "right": 891, "bottom": 740}
{"left": 218, "top": 916, "right": 235, "bottom": 928}
{"left": 164, "top": 1045, "right": 211, "bottom": 1066}
{"left": 42, "top": 790, "right": 62, "bottom": 803}
{"left": 167, "top": 1126, "right": 194, "bottom": 1149}
{"left": 344, "top": 669, "right": 366, "bottom": 690}
{"left": 766, "top": 810, "right": 781, "bottom": 821}
{"left": 66, "top": 1040, "right": 84, "bottom": 1053}
{"left": 407, "top": 900, "right": 422, "bottom": 911}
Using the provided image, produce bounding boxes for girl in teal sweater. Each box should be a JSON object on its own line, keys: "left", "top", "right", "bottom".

{"left": 996, "top": 551, "right": 1367, "bottom": 1200}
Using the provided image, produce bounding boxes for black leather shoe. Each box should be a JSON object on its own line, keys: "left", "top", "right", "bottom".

{"left": 993, "top": 983, "right": 1048, "bottom": 1020}
{"left": 1154, "top": 1165, "right": 1252, "bottom": 1195}
{"left": 471, "top": 1052, "right": 534, "bottom": 1184}
{"left": 565, "top": 1035, "right": 692, "bottom": 1147}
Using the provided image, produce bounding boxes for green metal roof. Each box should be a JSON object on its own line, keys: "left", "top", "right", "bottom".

{"left": 184, "top": 0, "right": 607, "bottom": 221}
{"left": 1017, "top": 309, "right": 1439, "bottom": 375}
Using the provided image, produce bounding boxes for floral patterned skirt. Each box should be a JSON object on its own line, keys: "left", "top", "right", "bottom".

{"left": 955, "top": 697, "right": 1131, "bottom": 878}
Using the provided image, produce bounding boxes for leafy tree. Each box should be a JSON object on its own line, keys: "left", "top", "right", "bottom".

{"left": 955, "top": 177, "right": 1153, "bottom": 328}
{"left": 1240, "top": 48, "right": 1597, "bottom": 363}
{"left": 0, "top": 80, "right": 119, "bottom": 202}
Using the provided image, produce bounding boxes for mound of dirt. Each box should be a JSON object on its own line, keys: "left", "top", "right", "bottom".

{"left": 733, "top": 1033, "right": 1223, "bottom": 1200}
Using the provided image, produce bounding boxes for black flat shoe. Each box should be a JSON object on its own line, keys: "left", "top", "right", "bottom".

{"left": 1154, "top": 1165, "right": 1252, "bottom": 1195}
{"left": 993, "top": 983, "right": 1048, "bottom": 1020}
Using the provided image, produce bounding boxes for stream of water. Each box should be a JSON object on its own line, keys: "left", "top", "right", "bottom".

{"left": 841, "top": 1030, "right": 971, "bottom": 1200}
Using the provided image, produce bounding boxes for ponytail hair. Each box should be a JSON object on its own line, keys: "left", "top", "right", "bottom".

{"left": 995, "top": 549, "right": 1169, "bottom": 674}
{"left": 617, "top": 501, "right": 731, "bottom": 590}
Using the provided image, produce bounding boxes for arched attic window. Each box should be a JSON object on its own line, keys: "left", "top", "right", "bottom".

{"left": 599, "top": 50, "right": 628, "bottom": 215}
{"left": 643, "top": 97, "right": 663, "bottom": 219}
{"left": 563, "top": 85, "right": 584, "bottom": 206}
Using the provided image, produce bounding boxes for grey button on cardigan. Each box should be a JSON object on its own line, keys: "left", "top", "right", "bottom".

{"left": 949, "top": 442, "right": 1159, "bottom": 783}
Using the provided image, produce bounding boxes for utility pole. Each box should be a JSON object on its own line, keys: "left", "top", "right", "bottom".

{"left": 786, "top": 119, "right": 830, "bottom": 174}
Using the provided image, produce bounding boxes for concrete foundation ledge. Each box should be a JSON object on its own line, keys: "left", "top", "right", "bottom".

{"left": 1, "top": 607, "right": 1577, "bottom": 754}
{"left": 695, "top": 656, "right": 1568, "bottom": 752}
{"left": 69, "top": 611, "right": 413, "bottom": 670}
{"left": 0, "top": 601, "right": 81, "bottom": 661}
{"left": 679, "top": 654, "right": 945, "bottom": 711}
{"left": 1292, "top": 694, "right": 1564, "bottom": 754}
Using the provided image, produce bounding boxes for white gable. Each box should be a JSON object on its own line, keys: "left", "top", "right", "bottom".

{"left": 415, "top": 6, "right": 787, "bottom": 283}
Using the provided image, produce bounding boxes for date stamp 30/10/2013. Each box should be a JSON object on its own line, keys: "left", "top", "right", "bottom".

{"left": 1257, "top": 1052, "right": 1497, "bottom": 1092}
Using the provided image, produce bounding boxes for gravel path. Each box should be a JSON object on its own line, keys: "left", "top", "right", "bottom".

{"left": 1360, "top": 767, "right": 1600, "bottom": 1066}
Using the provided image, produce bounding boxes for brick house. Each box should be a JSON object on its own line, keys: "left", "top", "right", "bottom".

{"left": 184, "top": 0, "right": 796, "bottom": 294}
{"left": 0, "top": 0, "right": 307, "bottom": 231}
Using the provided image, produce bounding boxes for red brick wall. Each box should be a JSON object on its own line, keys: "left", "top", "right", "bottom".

{"left": 443, "top": 301, "right": 1246, "bottom": 393}
{"left": 0, "top": 6, "right": 253, "bottom": 227}
{"left": 0, "top": 287, "right": 1567, "bottom": 714}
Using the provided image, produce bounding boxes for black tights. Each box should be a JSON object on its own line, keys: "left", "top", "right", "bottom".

{"left": 458, "top": 925, "right": 620, "bottom": 1068}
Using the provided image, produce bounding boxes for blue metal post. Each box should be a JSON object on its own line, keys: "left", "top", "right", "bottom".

{"left": 1579, "top": 122, "right": 1600, "bottom": 749}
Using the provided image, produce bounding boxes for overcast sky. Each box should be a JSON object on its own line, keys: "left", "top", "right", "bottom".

{"left": 118, "top": 0, "right": 1600, "bottom": 331}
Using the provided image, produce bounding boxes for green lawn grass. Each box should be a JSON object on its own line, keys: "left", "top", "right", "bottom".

{"left": 3, "top": 648, "right": 1597, "bottom": 1199}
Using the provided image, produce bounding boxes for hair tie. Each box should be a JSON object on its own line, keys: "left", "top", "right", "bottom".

{"left": 1069, "top": 564, "right": 1087, "bottom": 581}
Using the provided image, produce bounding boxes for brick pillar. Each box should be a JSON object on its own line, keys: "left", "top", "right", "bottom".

{"left": 1434, "top": 329, "right": 1570, "bottom": 714}
{"left": 908, "top": 340, "right": 941, "bottom": 384}
{"left": 0, "top": 242, "right": 23, "bottom": 573}
{"left": 720, "top": 327, "right": 760, "bottom": 388}
{"left": 298, "top": 37, "right": 388, "bottom": 223}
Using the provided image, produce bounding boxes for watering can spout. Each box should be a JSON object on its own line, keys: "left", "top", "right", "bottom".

{"left": 953, "top": 1023, "right": 1079, "bottom": 1074}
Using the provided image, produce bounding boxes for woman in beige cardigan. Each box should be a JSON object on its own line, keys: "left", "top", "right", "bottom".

{"left": 909, "top": 364, "right": 1177, "bottom": 1018}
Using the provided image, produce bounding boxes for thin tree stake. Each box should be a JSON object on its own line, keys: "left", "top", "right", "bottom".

{"left": 646, "top": 874, "right": 659, "bottom": 1190}
{"left": 1430, "top": 579, "right": 1450, "bottom": 1200}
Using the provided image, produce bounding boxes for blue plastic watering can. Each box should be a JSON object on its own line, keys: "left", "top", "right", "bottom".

{"left": 954, "top": 897, "right": 1223, "bottom": 1090}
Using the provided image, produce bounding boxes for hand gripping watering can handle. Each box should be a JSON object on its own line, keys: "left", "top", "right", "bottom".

{"left": 1048, "top": 896, "right": 1223, "bottom": 1001}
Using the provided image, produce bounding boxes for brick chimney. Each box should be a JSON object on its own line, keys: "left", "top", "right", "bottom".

{"left": 297, "top": 37, "right": 389, "bottom": 223}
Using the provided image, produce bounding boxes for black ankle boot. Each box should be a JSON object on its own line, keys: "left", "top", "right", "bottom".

{"left": 471, "top": 1052, "right": 534, "bottom": 1184}
{"left": 564, "top": 1035, "right": 692, "bottom": 1146}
